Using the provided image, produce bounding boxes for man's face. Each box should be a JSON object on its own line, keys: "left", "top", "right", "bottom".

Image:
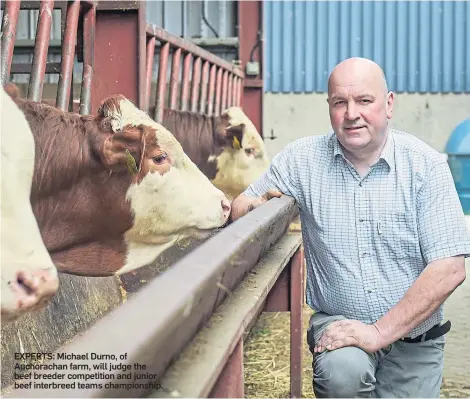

{"left": 328, "top": 70, "right": 394, "bottom": 154}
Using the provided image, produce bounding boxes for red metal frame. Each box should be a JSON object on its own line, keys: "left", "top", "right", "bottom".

{"left": 238, "top": 0, "right": 264, "bottom": 136}
{"left": 145, "top": 23, "right": 244, "bottom": 117}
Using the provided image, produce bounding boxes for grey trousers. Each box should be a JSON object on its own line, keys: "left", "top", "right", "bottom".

{"left": 307, "top": 312, "right": 446, "bottom": 398}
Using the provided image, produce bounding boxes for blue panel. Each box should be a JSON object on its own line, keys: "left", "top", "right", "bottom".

{"left": 293, "top": 1, "right": 305, "bottom": 93}
{"left": 282, "top": 0, "right": 294, "bottom": 92}
{"left": 407, "top": 2, "right": 419, "bottom": 93}
{"left": 304, "top": 1, "right": 315, "bottom": 92}
{"left": 396, "top": 1, "right": 408, "bottom": 93}
{"left": 264, "top": 0, "right": 469, "bottom": 93}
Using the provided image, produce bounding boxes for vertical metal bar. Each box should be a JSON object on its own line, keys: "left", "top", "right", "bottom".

{"left": 227, "top": 73, "right": 233, "bottom": 107}
{"left": 221, "top": 70, "right": 228, "bottom": 111}
{"left": 208, "top": 339, "right": 244, "bottom": 398}
{"left": 180, "top": 52, "right": 192, "bottom": 111}
{"left": 237, "top": 77, "right": 242, "bottom": 106}
{"left": 57, "top": 0, "right": 80, "bottom": 111}
{"left": 79, "top": 4, "right": 95, "bottom": 115}
{"left": 214, "top": 67, "right": 223, "bottom": 116}
{"left": 169, "top": 48, "right": 181, "bottom": 110}
{"left": 154, "top": 41, "right": 169, "bottom": 123}
{"left": 145, "top": 36, "right": 156, "bottom": 112}
{"left": 28, "top": 0, "right": 55, "bottom": 101}
{"left": 190, "top": 56, "right": 202, "bottom": 113}
{"left": 1, "top": 0, "right": 21, "bottom": 85}
{"left": 199, "top": 60, "right": 209, "bottom": 114}
{"left": 290, "top": 246, "right": 304, "bottom": 398}
{"left": 233, "top": 77, "right": 239, "bottom": 107}
{"left": 207, "top": 64, "right": 217, "bottom": 116}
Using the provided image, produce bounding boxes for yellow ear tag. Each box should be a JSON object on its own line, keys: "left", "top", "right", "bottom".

{"left": 232, "top": 136, "right": 241, "bottom": 150}
{"left": 125, "top": 149, "right": 139, "bottom": 176}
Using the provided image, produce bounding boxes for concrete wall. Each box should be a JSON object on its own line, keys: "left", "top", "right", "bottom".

{"left": 263, "top": 93, "right": 470, "bottom": 157}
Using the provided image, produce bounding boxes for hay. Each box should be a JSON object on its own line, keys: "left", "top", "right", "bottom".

{"left": 244, "top": 305, "right": 315, "bottom": 398}
{"left": 243, "top": 304, "right": 470, "bottom": 398}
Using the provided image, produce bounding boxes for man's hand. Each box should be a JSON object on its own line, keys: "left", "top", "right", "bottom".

{"left": 231, "top": 189, "right": 283, "bottom": 221}
{"left": 314, "top": 319, "right": 384, "bottom": 354}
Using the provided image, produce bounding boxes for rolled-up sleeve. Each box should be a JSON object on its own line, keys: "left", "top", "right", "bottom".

{"left": 243, "top": 143, "right": 299, "bottom": 199}
{"left": 417, "top": 160, "right": 470, "bottom": 264}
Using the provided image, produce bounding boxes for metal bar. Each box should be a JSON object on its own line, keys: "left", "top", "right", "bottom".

{"left": 199, "top": 60, "right": 209, "bottom": 114}
{"left": 1, "top": 0, "right": 21, "bottom": 85}
{"left": 155, "top": 42, "right": 170, "bottom": 122}
{"left": 238, "top": 0, "right": 262, "bottom": 132}
{"left": 153, "top": 233, "right": 302, "bottom": 398}
{"left": 5, "top": 197, "right": 298, "bottom": 398}
{"left": 79, "top": 4, "right": 95, "bottom": 115}
{"left": 145, "top": 36, "right": 156, "bottom": 112}
{"left": 147, "top": 24, "right": 244, "bottom": 78}
{"left": 227, "top": 73, "right": 233, "bottom": 107}
{"left": 208, "top": 339, "right": 244, "bottom": 398}
{"left": 180, "top": 53, "right": 192, "bottom": 111}
{"left": 221, "top": 70, "right": 228, "bottom": 111}
{"left": 290, "top": 247, "right": 304, "bottom": 398}
{"left": 237, "top": 77, "right": 242, "bottom": 106}
{"left": 169, "top": 48, "right": 181, "bottom": 110}
{"left": 190, "top": 57, "right": 202, "bottom": 113}
{"left": 56, "top": 0, "right": 80, "bottom": 110}
{"left": 214, "top": 67, "right": 223, "bottom": 116}
{"left": 28, "top": 0, "right": 55, "bottom": 101}
{"left": 207, "top": 64, "right": 217, "bottom": 116}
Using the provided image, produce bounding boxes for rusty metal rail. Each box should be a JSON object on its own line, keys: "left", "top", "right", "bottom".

{"left": 145, "top": 23, "right": 244, "bottom": 122}
{"left": 4, "top": 196, "right": 299, "bottom": 398}
{"left": 1, "top": 0, "right": 96, "bottom": 112}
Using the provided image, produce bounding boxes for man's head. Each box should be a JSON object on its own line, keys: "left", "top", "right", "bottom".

{"left": 327, "top": 57, "right": 394, "bottom": 156}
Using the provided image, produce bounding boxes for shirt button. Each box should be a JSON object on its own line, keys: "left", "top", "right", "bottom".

{"left": 362, "top": 252, "right": 369, "bottom": 257}
{"left": 359, "top": 218, "right": 364, "bottom": 222}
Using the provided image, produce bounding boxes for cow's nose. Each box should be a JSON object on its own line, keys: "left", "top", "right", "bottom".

{"left": 221, "top": 198, "right": 231, "bottom": 219}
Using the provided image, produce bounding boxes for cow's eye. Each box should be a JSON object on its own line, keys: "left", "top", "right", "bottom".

{"left": 152, "top": 153, "right": 167, "bottom": 164}
{"left": 245, "top": 148, "right": 254, "bottom": 155}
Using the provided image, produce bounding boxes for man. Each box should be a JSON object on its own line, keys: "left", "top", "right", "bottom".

{"left": 231, "top": 57, "right": 469, "bottom": 397}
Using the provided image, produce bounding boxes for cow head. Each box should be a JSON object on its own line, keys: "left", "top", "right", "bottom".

{"left": 210, "top": 107, "right": 270, "bottom": 200}
{"left": 96, "top": 96, "right": 231, "bottom": 273}
{"left": 1, "top": 86, "right": 59, "bottom": 323}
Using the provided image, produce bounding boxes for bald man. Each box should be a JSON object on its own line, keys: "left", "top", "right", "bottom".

{"left": 231, "top": 57, "right": 469, "bottom": 397}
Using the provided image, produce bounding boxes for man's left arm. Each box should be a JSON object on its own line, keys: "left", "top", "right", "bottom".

{"left": 315, "top": 160, "right": 469, "bottom": 354}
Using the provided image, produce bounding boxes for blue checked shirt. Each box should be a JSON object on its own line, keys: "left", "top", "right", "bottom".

{"left": 244, "top": 129, "right": 470, "bottom": 338}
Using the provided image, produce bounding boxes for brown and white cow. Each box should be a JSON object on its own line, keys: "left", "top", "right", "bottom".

{"left": 1, "top": 86, "right": 59, "bottom": 323}
{"left": 7, "top": 88, "right": 231, "bottom": 277}
{"left": 152, "top": 106, "right": 270, "bottom": 201}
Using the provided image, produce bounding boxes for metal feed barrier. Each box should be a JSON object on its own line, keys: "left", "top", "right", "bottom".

{"left": 1, "top": 1, "right": 305, "bottom": 397}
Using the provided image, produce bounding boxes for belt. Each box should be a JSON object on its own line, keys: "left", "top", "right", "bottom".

{"left": 400, "top": 320, "right": 451, "bottom": 343}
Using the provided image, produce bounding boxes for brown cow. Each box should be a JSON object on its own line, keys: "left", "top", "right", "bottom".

{"left": 1, "top": 86, "right": 59, "bottom": 323}
{"left": 150, "top": 106, "right": 270, "bottom": 200}
{"left": 7, "top": 87, "right": 231, "bottom": 277}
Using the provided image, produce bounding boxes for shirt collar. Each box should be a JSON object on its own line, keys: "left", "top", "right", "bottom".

{"left": 332, "top": 129, "right": 396, "bottom": 172}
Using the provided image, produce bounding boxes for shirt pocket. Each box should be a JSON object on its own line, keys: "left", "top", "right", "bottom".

{"left": 376, "top": 212, "right": 418, "bottom": 260}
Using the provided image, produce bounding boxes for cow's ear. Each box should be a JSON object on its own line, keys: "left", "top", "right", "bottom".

{"left": 225, "top": 123, "right": 245, "bottom": 150}
{"left": 97, "top": 95, "right": 127, "bottom": 132}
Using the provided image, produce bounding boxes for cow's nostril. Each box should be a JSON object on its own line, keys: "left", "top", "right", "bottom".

{"left": 221, "top": 199, "right": 231, "bottom": 213}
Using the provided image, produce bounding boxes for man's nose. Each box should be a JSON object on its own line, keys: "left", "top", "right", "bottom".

{"left": 345, "top": 102, "right": 360, "bottom": 120}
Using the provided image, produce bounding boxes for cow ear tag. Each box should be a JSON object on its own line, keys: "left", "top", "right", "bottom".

{"left": 125, "top": 149, "right": 139, "bottom": 176}
{"left": 232, "top": 136, "right": 241, "bottom": 150}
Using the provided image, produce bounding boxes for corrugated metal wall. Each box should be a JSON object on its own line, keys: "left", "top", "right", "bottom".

{"left": 264, "top": 1, "right": 470, "bottom": 94}
{"left": 1, "top": 1, "right": 237, "bottom": 85}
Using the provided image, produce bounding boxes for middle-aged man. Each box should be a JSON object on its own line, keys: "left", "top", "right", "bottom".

{"left": 230, "top": 57, "right": 469, "bottom": 397}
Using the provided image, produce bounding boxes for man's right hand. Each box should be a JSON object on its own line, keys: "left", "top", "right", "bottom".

{"left": 230, "top": 189, "right": 283, "bottom": 222}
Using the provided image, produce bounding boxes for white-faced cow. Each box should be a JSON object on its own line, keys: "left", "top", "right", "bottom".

{"left": 1, "top": 86, "right": 59, "bottom": 323}
{"left": 150, "top": 106, "right": 270, "bottom": 201}
{"left": 6, "top": 86, "right": 231, "bottom": 277}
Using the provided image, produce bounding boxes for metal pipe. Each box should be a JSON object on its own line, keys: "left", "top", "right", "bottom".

{"left": 0, "top": 0, "right": 21, "bottom": 85}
